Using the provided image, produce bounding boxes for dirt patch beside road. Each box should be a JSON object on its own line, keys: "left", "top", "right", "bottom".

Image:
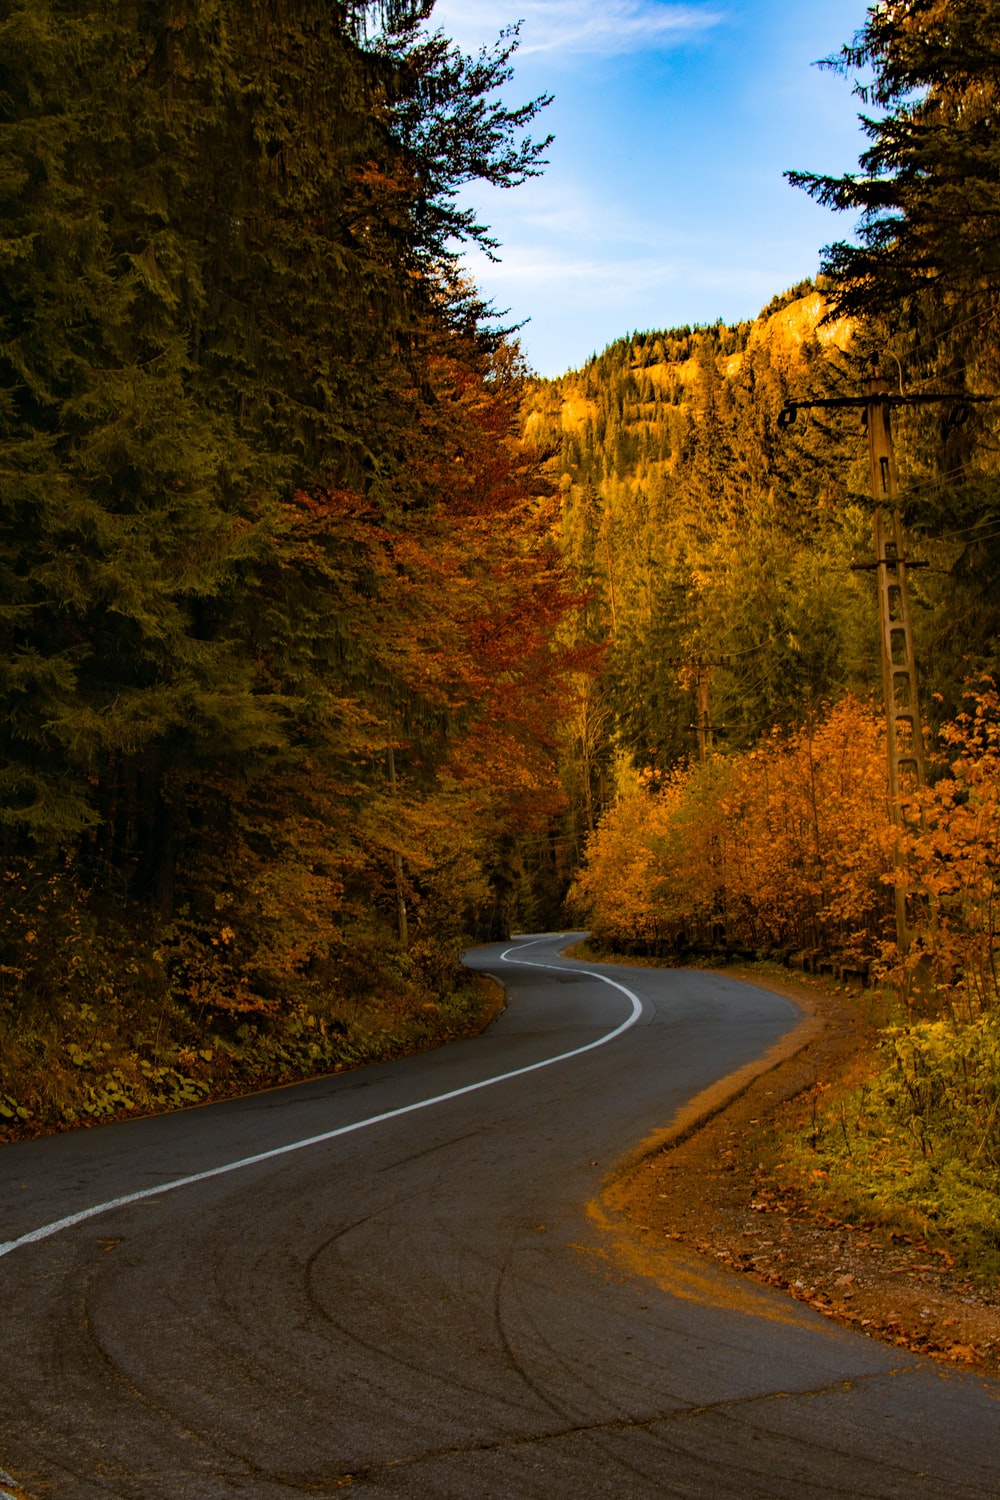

{"left": 598, "top": 962, "right": 1000, "bottom": 1374}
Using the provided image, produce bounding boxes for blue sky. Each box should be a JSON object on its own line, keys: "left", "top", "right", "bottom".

{"left": 428, "top": 0, "right": 874, "bottom": 376}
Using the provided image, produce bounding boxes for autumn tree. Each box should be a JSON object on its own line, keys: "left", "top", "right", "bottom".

{"left": 0, "top": 0, "right": 578, "bottom": 1077}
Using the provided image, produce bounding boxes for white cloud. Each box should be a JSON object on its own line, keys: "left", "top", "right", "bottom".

{"left": 463, "top": 244, "right": 778, "bottom": 306}
{"left": 461, "top": 241, "right": 784, "bottom": 374}
{"left": 429, "top": 0, "right": 723, "bottom": 58}
{"left": 462, "top": 173, "right": 712, "bottom": 257}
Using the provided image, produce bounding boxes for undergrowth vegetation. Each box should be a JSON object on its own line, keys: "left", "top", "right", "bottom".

{"left": 0, "top": 856, "right": 498, "bottom": 1139}
{"left": 779, "top": 1012, "right": 1000, "bottom": 1282}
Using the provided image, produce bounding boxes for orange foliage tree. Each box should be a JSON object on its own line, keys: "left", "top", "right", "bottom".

{"left": 162, "top": 336, "right": 585, "bottom": 1019}
{"left": 569, "top": 695, "right": 896, "bottom": 959}
{"left": 903, "top": 682, "right": 1000, "bottom": 1014}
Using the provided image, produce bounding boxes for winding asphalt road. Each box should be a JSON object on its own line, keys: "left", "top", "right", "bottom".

{"left": 1, "top": 933, "right": 998, "bottom": 1498}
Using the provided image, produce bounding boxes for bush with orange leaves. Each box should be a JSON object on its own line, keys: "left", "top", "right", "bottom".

{"left": 570, "top": 695, "right": 896, "bottom": 960}
{"left": 779, "top": 686, "right": 1000, "bottom": 1275}
{"left": 900, "top": 681, "right": 1000, "bottom": 1015}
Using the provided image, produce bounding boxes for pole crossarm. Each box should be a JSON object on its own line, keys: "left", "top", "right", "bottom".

{"left": 778, "top": 392, "right": 996, "bottom": 427}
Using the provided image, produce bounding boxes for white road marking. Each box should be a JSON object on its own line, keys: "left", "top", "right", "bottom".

{"left": 0, "top": 936, "right": 645, "bottom": 1260}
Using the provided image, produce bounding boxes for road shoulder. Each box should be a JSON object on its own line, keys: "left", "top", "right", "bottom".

{"left": 591, "top": 958, "right": 1000, "bottom": 1375}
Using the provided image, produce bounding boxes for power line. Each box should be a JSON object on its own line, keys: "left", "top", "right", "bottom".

{"left": 892, "top": 306, "right": 1000, "bottom": 373}
{"left": 894, "top": 461, "right": 982, "bottom": 500}
{"left": 848, "top": 458, "right": 1000, "bottom": 509}
{"left": 934, "top": 525, "right": 1000, "bottom": 549}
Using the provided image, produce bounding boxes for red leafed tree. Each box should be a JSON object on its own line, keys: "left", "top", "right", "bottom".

{"left": 163, "top": 332, "right": 587, "bottom": 1017}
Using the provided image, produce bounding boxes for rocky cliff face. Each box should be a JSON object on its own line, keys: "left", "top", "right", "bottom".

{"left": 521, "top": 286, "right": 853, "bottom": 500}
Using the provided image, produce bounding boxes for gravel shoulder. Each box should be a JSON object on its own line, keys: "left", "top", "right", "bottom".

{"left": 599, "top": 959, "right": 1000, "bottom": 1375}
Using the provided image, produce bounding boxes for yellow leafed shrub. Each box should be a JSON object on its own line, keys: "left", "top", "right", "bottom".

{"left": 899, "top": 682, "right": 1000, "bottom": 1015}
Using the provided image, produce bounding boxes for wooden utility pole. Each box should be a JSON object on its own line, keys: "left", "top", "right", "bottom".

{"left": 778, "top": 364, "right": 993, "bottom": 958}
{"left": 601, "top": 510, "right": 619, "bottom": 634}
{"left": 695, "top": 663, "right": 712, "bottom": 763}
{"left": 667, "top": 655, "right": 730, "bottom": 762}
{"left": 865, "top": 373, "right": 928, "bottom": 953}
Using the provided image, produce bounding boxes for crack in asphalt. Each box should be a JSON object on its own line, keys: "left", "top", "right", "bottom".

{"left": 378, "top": 1126, "right": 485, "bottom": 1173}
{"left": 280, "top": 1363, "right": 965, "bottom": 1498}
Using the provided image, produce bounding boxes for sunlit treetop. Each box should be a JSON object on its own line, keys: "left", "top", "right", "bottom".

{"left": 788, "top": 0, "right": 1000, "bottom": 316}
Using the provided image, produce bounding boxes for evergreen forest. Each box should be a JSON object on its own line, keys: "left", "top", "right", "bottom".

{"left": 0, "top": 0, "right": 579, "bottom": 1124}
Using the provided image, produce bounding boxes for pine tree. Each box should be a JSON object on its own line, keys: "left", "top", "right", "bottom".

{"left": 0, "top": 0, "right": 551, "bottom": 910}
{"left": 787, "top": 0, "right": 1000, "bottom": 317}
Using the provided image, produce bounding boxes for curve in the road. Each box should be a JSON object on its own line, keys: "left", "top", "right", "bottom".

{"left": 0, "top": 934, "right": 643, "bottom": 1261}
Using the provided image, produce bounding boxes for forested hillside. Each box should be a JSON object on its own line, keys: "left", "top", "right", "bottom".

{"left": 529, "top": 282, "right": 1000, "bottom": 818}
{"left": 0, "top": 0, "right": 577, "bottom": 1130}
{"left": 546, "top": 284, "right": 1000, "bottom": 947}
